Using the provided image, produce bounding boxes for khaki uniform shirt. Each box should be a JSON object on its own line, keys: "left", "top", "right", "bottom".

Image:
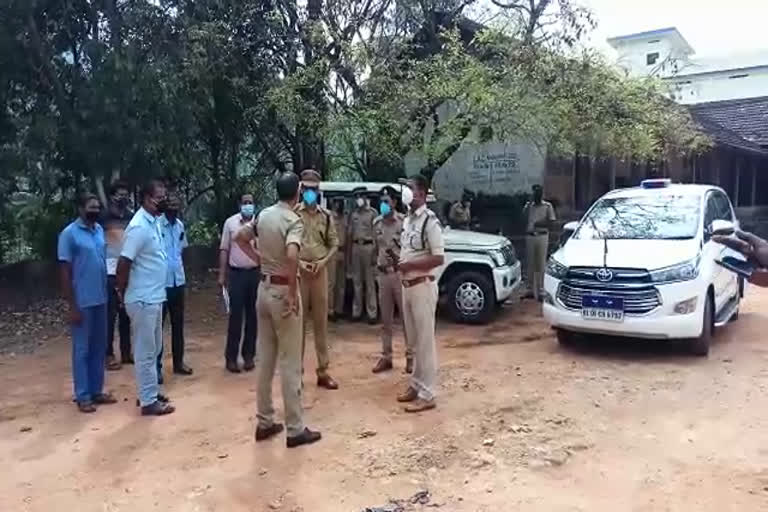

{"left": 448, "top": 202, "right": 471, "bottom": 226}
{"left": 524, "top": 201, "right": 556, "bottom": 235}
{"left": 374, "top": 213, "right": 404, "bottom": 268}
{"left": 349, "top": 206, "right": 377, "bottom": 243}
{"left": 332, "top": 211, "right": 347, "bottom": 249}
{"left": 295, "top": 203, "right": 338, "bottom": 262}
{"left": 399, "top": 205, "right": 445, "bottom": 280}
{"left": 238, "top": 202, "right": 303, "bottom": 278}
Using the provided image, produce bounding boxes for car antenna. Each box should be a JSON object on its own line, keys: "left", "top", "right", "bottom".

{"left": 588, "top": 215, "right": 608, "bottom": 269}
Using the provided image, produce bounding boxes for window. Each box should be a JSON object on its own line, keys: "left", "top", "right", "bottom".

{"left": 704, "top": 191, "right": 733, "bottom": 232}
{"left": 647, "top": 52, "right": 660, "bottom": 66}
{"left": 574, "top": 194, "right": 701, "bottom": 241}
{"left": 713, "top": 191, "right": 734, "bottom": 221}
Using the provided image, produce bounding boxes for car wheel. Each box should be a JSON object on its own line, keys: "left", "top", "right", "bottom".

{"left": 446, "top": 271, "right": 495, "bottom": 324}
{"left": 556, "top": 329, "right": 577, "bottom": 347}
{"left": 689, "top": 294, "right": 713, "bottom": 356}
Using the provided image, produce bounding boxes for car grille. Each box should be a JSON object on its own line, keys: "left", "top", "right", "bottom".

{"left": 557, "top": 282, "right": 661, "bottom": 315}
{"left": 566, "top": 267, "right": 650, "bottom": 285}
{"left": 501, "top": 244, "right": 517, "bottom": 265}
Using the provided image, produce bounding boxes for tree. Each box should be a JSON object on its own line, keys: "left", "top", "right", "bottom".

{"left": 335, "top": 1, "right": 709, "bottom": 183}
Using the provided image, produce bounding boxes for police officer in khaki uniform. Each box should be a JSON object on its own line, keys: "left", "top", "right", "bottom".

{"left": 295, "top": 169, "right": 339, "bottom": 390}
{"left": 523, "top": 184, "right": 556, "bottom": 301}
{"left": 448, "top": 193, "right": 472, "bottom": 230}
{"left": 372, "top": 190, "right": 412, "bottom": 374}
{"left": 348, "top": 186, "right": 378, "bottom": 323}
{"left": 328, "top": 199, "right": 347, "bottom": 321}
{"left": 234, "top": 171, "right": 321, "bottom": 448}
{"left": 397, "top": 175, "right": 444, "bottom": 413}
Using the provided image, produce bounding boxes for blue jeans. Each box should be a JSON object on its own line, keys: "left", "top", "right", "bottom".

{"left": 125, "top": 301, "right": 163, "bottom": 407}
{"left": 71, "top": 304, "right": 108, "bottom": 402}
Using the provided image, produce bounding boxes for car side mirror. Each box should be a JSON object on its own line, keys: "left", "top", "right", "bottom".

{"left": 708, "top": 219, "right": 735, "bottom": 237}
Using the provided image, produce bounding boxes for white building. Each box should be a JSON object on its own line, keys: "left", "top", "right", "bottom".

{"left": 607, "top": 27, "right": 768, "bottom": 104}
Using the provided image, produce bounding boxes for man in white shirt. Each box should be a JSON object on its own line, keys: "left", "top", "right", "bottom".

{"left": 218, "top": 193, "right": 260, "bottom": 373}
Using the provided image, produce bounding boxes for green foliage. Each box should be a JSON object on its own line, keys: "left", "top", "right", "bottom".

{"left": 186, "top": 220, "right": 220, "bottom": 248}
{"left": 0, "top": 0, "right": 711, "bottom": 263}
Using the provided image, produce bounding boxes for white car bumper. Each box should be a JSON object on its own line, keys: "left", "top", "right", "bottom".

{"left": 494, "top": 261, "right": 522, "bottom": 303}
{"left": 542, "top": 274, "right": 706, "bottom": 340}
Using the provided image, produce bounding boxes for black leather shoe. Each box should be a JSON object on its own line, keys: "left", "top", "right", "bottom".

{"left": 173, "top": 364, "right": 193, "bottom": 376}
{"left": 367, "top": 317, "right": 377, "bottom": 325}
{"left": 255, "top": 423, "right": 284, "bottom": 441}
{"left": 287, "top": 427, "right": 322, "bottom": 448}
{"left": 226, "top": 361, "right": 241, "bottom": 374}
{"left": 243, "top": 359, "right": 256, "bottom": 372}
{"left": 141, "top": 401, "right": 175, "bottom": 416}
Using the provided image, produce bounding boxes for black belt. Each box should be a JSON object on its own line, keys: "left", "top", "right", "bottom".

{"left": 354, "top": 240, "right": 374, "bottom": 245}
{"left": 229, "top": 266, "right": 259, "bottom": 272}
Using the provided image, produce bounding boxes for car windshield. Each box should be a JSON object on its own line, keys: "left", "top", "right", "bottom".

{"left": 574, "top": 193, "right": 701, "bottom": 240}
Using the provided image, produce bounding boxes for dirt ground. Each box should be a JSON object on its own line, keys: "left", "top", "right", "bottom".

{"left": 2, "top": 281, "right": 768, "bottom": 512}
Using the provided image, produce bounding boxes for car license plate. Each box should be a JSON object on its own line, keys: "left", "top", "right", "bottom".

{"left": 581, "top": 295, "right": 624, "bottom": 322}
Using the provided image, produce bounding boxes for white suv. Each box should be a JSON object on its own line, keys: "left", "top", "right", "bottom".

{"left": 543, "top": 179, "right": 742, "bottom": 356}
{"left": 319, "top": 181, "right": 522, "bottom": 324}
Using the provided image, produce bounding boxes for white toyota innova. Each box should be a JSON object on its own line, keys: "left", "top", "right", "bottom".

{"left": 543, "top": 179, "right": 742, "bottom": 356}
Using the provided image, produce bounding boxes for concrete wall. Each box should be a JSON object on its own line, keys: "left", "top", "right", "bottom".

{"left": 668, "top": 67, "right": 768, "bottom": 104}
{"left": 0, "top": 246, "right": 219, "bottom": 306}
{"left": 409, "top": 141, "right": 547, "bottom": 202}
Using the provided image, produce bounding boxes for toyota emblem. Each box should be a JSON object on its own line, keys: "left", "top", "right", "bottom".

{"left": 595, "top": 268, "right": 614, "bottom": 282}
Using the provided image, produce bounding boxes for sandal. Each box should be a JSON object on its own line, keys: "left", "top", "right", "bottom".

{"left": 92, "top": 392, "right": 117, "bottom": 405}
{"left": 141, "top": 401, "right": 175, "bottom": 416}
{"left": 77, "top": 401, "right": 97, "bottom": 413}
{"left": 106, "top": 356, "right": 122, "bottom": 371}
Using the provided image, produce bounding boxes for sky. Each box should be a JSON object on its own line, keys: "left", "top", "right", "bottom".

{"left": 582, "top": 0, "right": 768, "bottom": 58}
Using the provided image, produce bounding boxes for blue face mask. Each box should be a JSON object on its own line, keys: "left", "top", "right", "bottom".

{"left": 241, "top": 204, "right": 255, "bottom": 218}
{"left": 380, "top": 202, "right": 392, "bottom": 216}
{"left": 303, "top": 188, "right": 318, "bottom": 205}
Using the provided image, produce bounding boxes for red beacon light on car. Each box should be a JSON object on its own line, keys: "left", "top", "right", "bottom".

{"left": 640, "top": 178, "right": 671, "bottom": 189}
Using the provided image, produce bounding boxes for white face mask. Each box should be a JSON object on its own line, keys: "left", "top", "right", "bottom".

{"left": 356, "top": 197, "right": 365, "bottom": 208}
{"left": 401, "top": 186, "right": 414, "bottom": 206}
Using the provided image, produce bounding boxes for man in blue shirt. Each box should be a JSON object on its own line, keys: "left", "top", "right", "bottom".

{"left": 58, "top": 193, "right": 117, "bottom": 413}
{"left": 158, "top": 193, "right": 193, "bottom": 378}
{"left": 116, "top": 179, "right": 175, "bottom": 416}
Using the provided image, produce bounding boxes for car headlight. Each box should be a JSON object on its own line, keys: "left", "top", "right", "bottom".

{"left": 489, "top": 250, "right": 505, "bottom": 267}
{"left": 546, "top": 256, "right": 568, "bottom": 279}
{"left": 649, "top": 257, "right": 701, "bottom": 283}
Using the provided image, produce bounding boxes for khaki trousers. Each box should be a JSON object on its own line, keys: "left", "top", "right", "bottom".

{"left": 300, "top": 265, "right": 330, "bottom": 375}
{"left": 526, "top": 234, "right": 549, "bottom": 300}
{"left": 378, "top": 271, "right": 412, "bottom": 360}
{"left": 327, "top": 251, "right": 346, "bottom": 316}
{"left": 256, "top": 282, "right": 304, "bottom": 437}
{"left": 402, "top": 280, "right": 438, "bottom": 401}
{"left": 351, "top": 243, "right": 377, "bottom": 319}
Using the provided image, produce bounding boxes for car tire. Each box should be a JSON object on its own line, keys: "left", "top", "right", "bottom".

{"left": 689, "top": 294, "right": 713, "bottom": 357}
{"left": 446, "top": 271, "right": 495, "bottom": 324}
{"left": 556, "top": 329, "right": 577, "bottom": 347}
